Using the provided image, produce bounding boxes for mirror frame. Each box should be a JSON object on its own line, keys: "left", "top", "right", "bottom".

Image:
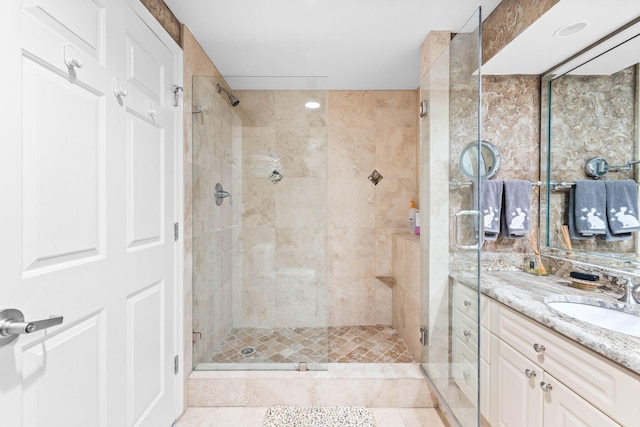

{"left": 457, "top": 140, "right": 501, "bottom": 180}
{"left": 540, "top": 19, "right": 640, "bottom": 271}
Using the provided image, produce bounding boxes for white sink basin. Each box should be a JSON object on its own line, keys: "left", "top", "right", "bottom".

{"left": 546, "top": 300, "right": 640, "bottom": 338}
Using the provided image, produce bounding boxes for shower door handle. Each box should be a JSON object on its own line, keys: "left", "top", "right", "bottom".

{"left": 0, "top": 309, "right": 64, "bottom": 347}
{"left": 453, "top": 210, "right": 482, "bottom": 250}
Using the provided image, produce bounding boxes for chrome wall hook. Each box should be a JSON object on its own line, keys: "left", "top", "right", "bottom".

{"left": 171, "top": 85, "right": 183, "bottom": 107}
{"left": 214, "top": 183, "right": 232, "bottom": 206}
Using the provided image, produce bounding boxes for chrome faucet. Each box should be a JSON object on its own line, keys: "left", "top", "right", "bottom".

{"left": 617, "top": 278, "right": 640, "bottom": 305}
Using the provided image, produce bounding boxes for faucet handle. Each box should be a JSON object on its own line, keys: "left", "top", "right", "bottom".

{"left": 618, "top": 277, "right": 640, "bottom": 304}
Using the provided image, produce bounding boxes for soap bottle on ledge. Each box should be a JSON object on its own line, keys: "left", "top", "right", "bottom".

{"left": 415, "top": 210, "right": 420, "bottom": 236}
{"left": 409, "top": 200, "right": 416, "bottom": 233}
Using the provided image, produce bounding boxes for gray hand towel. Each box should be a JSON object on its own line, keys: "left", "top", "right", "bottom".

{"left": 567, "top": 187, "right": 593, "bottom": 240}
{"left": 502, "top": 180, "right": 531, "bottom": 239}
{"left": 604, "top": 180, "right": 640, "bottom": 235}
{"left": 573, "top": 180, "right": 606, "bottom": 235}
{"left": 473, "top": 180, "right": 503, "bottom": 241}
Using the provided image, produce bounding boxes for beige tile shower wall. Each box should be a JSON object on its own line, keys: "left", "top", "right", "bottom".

{"left": 327, "top": 91, "right": 418, "bottom": 326}
{"left": 192, "top": 76, "right": 242, "bottom": 365}
{"left": 183, "top": 27, "right": 241, "bottom": 377}
{"left": 237, "top": 90, "right": 329, "bottom": 328}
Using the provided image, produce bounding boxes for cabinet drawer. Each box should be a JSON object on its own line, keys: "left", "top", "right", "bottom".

{"left": 453, "top": 282, "right": 490, "bottom": 328}
{"left": 454, "top": 309, "right": 479, "bottom": 350}
{"left": 453, "top": 335, "right": 478, "bottom": 403}
{"left": 492, "top": 302, "right": 639, "bottom": 426}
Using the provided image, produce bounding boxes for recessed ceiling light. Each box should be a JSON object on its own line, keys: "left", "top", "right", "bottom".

{"left": 553, "top": 21, "right": 589, "bottom": 39}
{"left": 305, "top": 101, "right": 321, "bottom": 109}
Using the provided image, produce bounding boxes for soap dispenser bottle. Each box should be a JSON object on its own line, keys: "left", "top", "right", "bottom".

{"left": 409, "top": 200, "right": 416, "bottom": 233}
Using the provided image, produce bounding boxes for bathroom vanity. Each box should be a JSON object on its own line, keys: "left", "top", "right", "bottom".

{"left": 451, "top": 271, "right": 640, "bottom": 427}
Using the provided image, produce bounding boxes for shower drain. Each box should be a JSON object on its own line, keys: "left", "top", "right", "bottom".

{"left": 240, "top": 347, "right": 255, "bottom": 355}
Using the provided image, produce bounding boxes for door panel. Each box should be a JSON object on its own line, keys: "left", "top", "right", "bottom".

{"left": 23, "top": 0, "right": 106, "bottom": 63}
{"left": 0, "top": 1, "right": 179, "bottom": 425}
{"left": 126, "top": 281, "right": 165, "bottom": 426}
{"left": 21, "top": 56, "right": 106, "bottom": 273}
{"left": 22, "top": 312, "right": 106, "bottom": 427}
{"left": 126, "top": 114, "right": 165, "bottom": 250}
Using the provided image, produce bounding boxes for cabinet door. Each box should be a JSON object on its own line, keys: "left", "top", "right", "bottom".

{"left": 490, "top": 335, "right": 543, "bottom": 427}
{"left": 542, "top": 372, "right": 620, "bottom": 427}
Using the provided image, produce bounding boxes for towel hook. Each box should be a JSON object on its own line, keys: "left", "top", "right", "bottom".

{"left": 214, "top": 183, "right": 232, "bottom": 206}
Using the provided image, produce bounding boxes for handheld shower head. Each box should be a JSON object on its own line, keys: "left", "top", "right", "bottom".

{"left": 216, "top": 84, "right": 240, "bottom": 107}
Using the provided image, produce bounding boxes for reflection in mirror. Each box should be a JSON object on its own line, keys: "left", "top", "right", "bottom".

{"left": 458, "top": 140, "right": 501, "bottom": 179}
{"left": 542, "top": 21, "right": 640, "bottom": 269}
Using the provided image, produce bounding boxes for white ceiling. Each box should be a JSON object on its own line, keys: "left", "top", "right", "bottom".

{"left": 164, "top": 0, "right": 502, "bottom": 90}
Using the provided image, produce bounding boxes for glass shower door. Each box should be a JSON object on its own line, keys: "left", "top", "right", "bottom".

{"left": 420, "top": 8, "right": 484, "bottom": 427}
{"left": 191, "top": 76, "right": 330, "bottom": 371}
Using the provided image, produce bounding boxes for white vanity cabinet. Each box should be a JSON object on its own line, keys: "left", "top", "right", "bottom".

{"left": 452, "top": 281, "right": 491, "bottom": 420}
{"left": 490, "top": 302, "right": 639, "bottom": 427}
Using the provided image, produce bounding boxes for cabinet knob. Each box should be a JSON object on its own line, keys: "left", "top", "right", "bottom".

{"left": 463, "top": 330, "right": 471, "bottom": 338}
{"left": 524, "top": 369, "right": 536, "bottom": 378}
{"left": 540, "top": 382, "right": 553, "bottom": 392}
{"left": 533, "top": 343, "right": 546, "bottom": 353}
{"left": 463, "top": 300, "right": 472, "bottom": 307}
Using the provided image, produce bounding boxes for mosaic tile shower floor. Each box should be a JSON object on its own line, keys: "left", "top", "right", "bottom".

{"left": 209, "top": 325, "right": 415, "bottom": 364}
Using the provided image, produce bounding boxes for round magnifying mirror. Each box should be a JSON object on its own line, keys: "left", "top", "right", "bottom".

{"left": 458, "top": 140, "right": 501, "bottom": 180}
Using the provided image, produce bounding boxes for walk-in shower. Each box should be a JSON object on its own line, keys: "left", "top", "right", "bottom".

{"left": 191, "top": 77, "right": 417, "bottom": 372}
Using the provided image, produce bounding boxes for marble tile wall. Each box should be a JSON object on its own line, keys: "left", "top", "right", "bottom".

{"left": 482, "top": 0, "right": 559, "bottom": 65}
{"left": 327, "top": 90, "right": 418, "bottom": 326}
{"left": 182, "top": 25, "right": 220, "bottom": 394}
{"left": 546, "top": 67, "right": 637, "bottom": 254}
{"left": 192, "top": 76, "right": 242, "bottom": 366}
{"left": 139, "top": 0, "right": 181, "bottom": 46}
{"left": 235, "top": 89, "right": 418, "bottom": 328}
{"left": 391, "top": 234, "right": 422, "bottom": 360}
{"left": 235, "top": 90, "right": 329, "bottom": 328}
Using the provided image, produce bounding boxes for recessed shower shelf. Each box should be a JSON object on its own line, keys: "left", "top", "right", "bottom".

{"left": 375, "top": 275, "right": 396, "bottom": 289}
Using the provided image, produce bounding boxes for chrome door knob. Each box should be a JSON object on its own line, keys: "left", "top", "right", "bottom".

{"left": 0, "top": 309, "right": 63, "bottom": 347}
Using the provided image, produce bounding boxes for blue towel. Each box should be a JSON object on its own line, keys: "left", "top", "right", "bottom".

{"left": 573, "top": 180, "right": 606, "bottom": 236}
{"left": 501, "top": 180, "right": 530, "bottom": 239}
{"left": 604, "top": 180, "right": 640, "bottom": 235}
{"left": 473, "top": 180, "right": 503, "bottom": 241}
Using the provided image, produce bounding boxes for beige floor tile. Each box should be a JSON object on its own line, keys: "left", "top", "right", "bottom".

{"left": 400, "top": 408, "right": 447, "bottom": 427}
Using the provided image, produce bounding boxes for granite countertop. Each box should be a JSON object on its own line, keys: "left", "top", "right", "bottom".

{"left": 450, "top": 270, "right": 640, "bottom": 376}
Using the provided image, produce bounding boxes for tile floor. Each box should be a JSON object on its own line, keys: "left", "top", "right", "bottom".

{"left": 174, "top": 407, "right": 446, "bottom": 427}
{"left": 209, "top": 325, "right": 414, "bottom": 364}
{"left": 184, "top": 327, "right": 432, "bottom": 426}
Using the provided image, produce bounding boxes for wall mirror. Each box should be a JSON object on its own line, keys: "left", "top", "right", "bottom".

{"left": 541, "top": 19, "right": 640, "bottom": 270}
{"left": 458, "top": 140, "right": 501, "bottom": 179}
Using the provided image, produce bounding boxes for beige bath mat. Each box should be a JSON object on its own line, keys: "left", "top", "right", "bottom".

{"left": 262, "top": 406, "right": 376, "bottom": 427}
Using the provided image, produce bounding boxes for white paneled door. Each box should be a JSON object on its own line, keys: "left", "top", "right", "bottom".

{"left": 0, "top": 1, "right": 182, "bottom": 426}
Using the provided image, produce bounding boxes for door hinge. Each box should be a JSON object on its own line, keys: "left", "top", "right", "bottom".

{"left": 174, "top": 355, "right": 179, "bottom": 375}
{"left": 420, "top": 327, "right": 428, "bottom": 346}
{"left": 174, "top": 223, "right": 179, "bottom": 241}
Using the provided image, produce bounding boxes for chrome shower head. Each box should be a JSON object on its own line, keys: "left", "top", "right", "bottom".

{"left": 216, "top": 84, "right": 240, "bottom": 107}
